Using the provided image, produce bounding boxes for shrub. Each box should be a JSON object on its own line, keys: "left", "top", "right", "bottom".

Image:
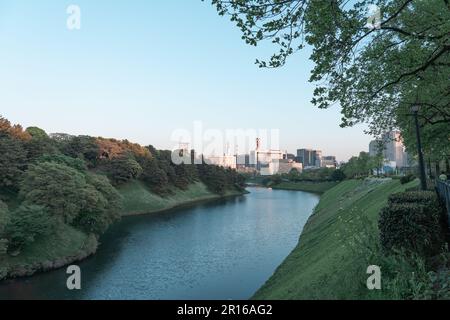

{"left": 379, "top": 191, "right": 447, "bottom": 257}
{"left": 0, "top": 132, "right": 28, "bottom": 189}
{"left": 37, "top": 154, "right": 87, "bottom": 172}
{"left": 140, "top": 158, "right": 170, "bottom": 195}
{"left": 0, "top": 200, "right": 9, "bottom": 255}
{"left": 376, "top": 249, "right": 450, "bottom": 300}
{"left": 20, "top": 162, "right": 88, "bottom": 223}
{"left": 331, "top": 169, "right": 346, "bottom": 181}
{"left": 388, "top": 190, "right": 438, "bottom": 204}
{"left": 400, "top": 174, "right": 416, "bottom": 185}
{"left": 72, "top": 174, "right": 122, "bottom": 235}
{"left": 6, "top": 204, "right": 56, "bottom": 252}
{"left": 106, "top": 157, "right": 143, "bottom": 185}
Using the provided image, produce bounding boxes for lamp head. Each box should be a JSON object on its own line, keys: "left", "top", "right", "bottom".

{"left": 411, "top": 105, "right": 420, "bottom": 113}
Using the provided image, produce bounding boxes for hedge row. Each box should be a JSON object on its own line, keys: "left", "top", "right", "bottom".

{"left": 379, "top": 191, "right": 447, "bottom": 257}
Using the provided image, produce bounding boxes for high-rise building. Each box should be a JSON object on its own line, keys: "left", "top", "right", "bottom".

{"left": 297, "top": 149, "right": 322, "bottom": 167}
{"left": 205, "top": 155, "right": 237, "bottom": 169}
{"left": 297, "top": 149, "right": 313, "bottom": 167}
{"left": 313, "top": 150, "right": 322, "bottom": 167}
{"left": 249, "top": 138, "right": 288, "bottom": 175}
{"left": 369, "top": 130, "right": 409, "bottom": 169}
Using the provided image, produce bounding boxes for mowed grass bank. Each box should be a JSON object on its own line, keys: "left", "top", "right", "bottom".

{"left": 253, "top": 178, "right": 419, "bottom": 300}
{"left": 272, "top": 181, "right": 339, "bottom": 194}
{"left": 118, "top": 180, "right": 245, "bottom": 216}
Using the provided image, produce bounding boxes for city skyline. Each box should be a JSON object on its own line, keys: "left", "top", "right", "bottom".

{"left": 0, "top": 1, "right": 372, "bottom": 161}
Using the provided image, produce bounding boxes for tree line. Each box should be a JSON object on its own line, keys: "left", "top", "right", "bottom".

{"left": 0, "top": 116, "right": 245, "bottom": 257}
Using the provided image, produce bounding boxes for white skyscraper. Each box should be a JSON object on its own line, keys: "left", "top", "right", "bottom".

{"left": 369, "top": 130, "right": 410, "bottom": 168}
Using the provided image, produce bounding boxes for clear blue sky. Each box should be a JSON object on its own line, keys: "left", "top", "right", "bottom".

{"left": 0, "top": 0, "right": 372, "bottom": 161}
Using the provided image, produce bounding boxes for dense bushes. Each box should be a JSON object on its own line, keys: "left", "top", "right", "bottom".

{"left": 72, "top": 174, "right": 122, "bottom": 234}
{"left": 379, "top": 191, "right": 447, "bottom": 257}
{"left": 197, "top": 164, "right": 245, "bottom": 195}
{"left": 400, "top": 174, "right": 416, "bottom": 185}
{"left": 136, "top": 149, "right": 243, "bottom": 195}
{"left": 60, "top": 135, "right": 100, "bottom": 168}
{"left": 19, "top": 162, "right": 122, "bottom": 234}
{"left": 261, "top": 167, "right": 345, "bottom": 187}
{"left": 0, "top": 201, "right": 9, "bottom": 255}
{"left": 107, "top": 157, "right": 143, "bottom": 185}
{"left": 331, "top": 169, "right": 346, "bottom": 182}
{"left": 38, "top": 154, "right": 87, "bottom": 172}
{"left": 6, "top": 204, "right": 56, "bottom": 253}
{"left": 0, "top": 132, "right": 28, "bottom": 189}
{"left": 0, "top": 115, "right": 245, "bottom": 266}
{"left": 20, "top": 162, "right": 90, "bottom": 224}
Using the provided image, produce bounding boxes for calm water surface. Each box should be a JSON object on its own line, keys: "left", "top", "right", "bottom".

{"left": 0, "top": 187, "right": 319, "bottom": 300}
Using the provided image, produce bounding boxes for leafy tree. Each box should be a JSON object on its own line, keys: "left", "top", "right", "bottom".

{"left": 96, "top": 137, "right": 152, "bottom": 161}
{"left": 211, "top": 0, "right": 450, "bottom": 158}
{"left": 73, "top": 174, "right": 122, "bottom": 234}
{"left": 140, "top": 158, "right": 170, "bottom": 195}
{"left": 158, "top": 159, "right": 177, "bottom": 185}
{"left": 6, "top": 204, "right": 56, "bottom": 252}
{"left": 0, "top": 132, "right": 27, "bottom": 189}
{"left": 0, "top": 200, "right": 9, "bottom": 255}
{"left": 331, "top": 169, "right": 346, "bottom": 182}
{"left": 0, "top": 200, "right": 8, "bottom": 235}
{"left": 61, "top": 135, "right": 100, "bottom": 168}
{"left": 107, "top": 157, "right": 143, "bottom": 185}
{"left": 146, "top": 145, "right": 159, "bottom": 158}
{"left": 341, "top": 152, "right": 379, "bottom": 178}
{"left": 357, "top": 152, "right": 372, "bottom": 176}
{"left": 174, "top": 164, "right": 190, "bottom": 190}
{"left": 85, "top": 173, "right": 122, "bottom": 215}
{"left": 287, "top": 167, "right": 335, "bottom": 182}
{"left": 20, "top": 162, "right": 122, "bottom": 234}
{"left": 19, "top": 162, "right": 89, "bottom": 223}
{"left": 38, "top": 154, "right": 87, "bottom": 172}
{"left": 26, "top": 127, "right": 48, "bottom": 139}
{"left": 24, "top": 126, "right": 58, "bottom": 162}
{"left": 341, "top": 157, "right": 360, "bottom": 179}
{"left": 225, "top": 167, "right": 246, "bottom": 189}
{"left": 198, "top": 164, "right": 228, "bottom": 194}
{"left": 0, "top": 116, "right": 31, "bottom": 141}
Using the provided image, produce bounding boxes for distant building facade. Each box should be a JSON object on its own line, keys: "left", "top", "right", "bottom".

{"left": 297, "top": 149, "right": 313, "bottom": 167}
{"left": 322, "top": 156, "right": 337, "bottom": 168}
{"left": 297, "top": 149, "right": 323, "bottom": 168}
{"left": 369, "top": 130, "right": 410, "bottom": 171}
{"left": 250, "top": 149, "right": 285, "bottom": 175}
{"left": 276, "top": 159, "right": 303, "bottom": 174}
{"left": 205, "top": 155, "right": 237, "bottom": 169}
{"left": 314, "top": 150, "right": 322, "bottom": 167}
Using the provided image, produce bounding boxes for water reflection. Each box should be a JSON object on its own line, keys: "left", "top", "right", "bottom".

{"left": 0, "top": 187, "right": 319, "bottom": 300}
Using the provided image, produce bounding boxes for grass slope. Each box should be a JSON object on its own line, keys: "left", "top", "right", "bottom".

{"left": 272, "top": 181, "right": 339, "bottom": 194}
{"left": 118, "top": 180, "right": 243, "bottom": 216}
{"left": 0, "top": 224, "right": 95, "bottom": 279}
{"left": 253, "top": 178, "right": 419, "bottom": 300}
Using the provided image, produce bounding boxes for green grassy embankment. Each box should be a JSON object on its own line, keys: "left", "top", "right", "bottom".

{"left": 118, "top": 180, "right": 245, "bottom": 216}
{"left": 0, "top": 224, "right": 96, "bottom": 280}
{"left": 271, "top": 181, "right": 339, "bottom": 194}
{"left": 253, "top": 178, "right": 419, "bottom": 300}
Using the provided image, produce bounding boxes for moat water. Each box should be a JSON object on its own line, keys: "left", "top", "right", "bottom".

{"left": 0, "top": 187, "right": 319, "bottom": 300}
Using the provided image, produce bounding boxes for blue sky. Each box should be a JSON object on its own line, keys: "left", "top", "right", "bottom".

{"left": 0, "top": 1, "right": 372, "bottom": 161}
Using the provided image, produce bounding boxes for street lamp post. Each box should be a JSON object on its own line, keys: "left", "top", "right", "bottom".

{"left": 411, "top": 105, "right": 427, "bottom": 190}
